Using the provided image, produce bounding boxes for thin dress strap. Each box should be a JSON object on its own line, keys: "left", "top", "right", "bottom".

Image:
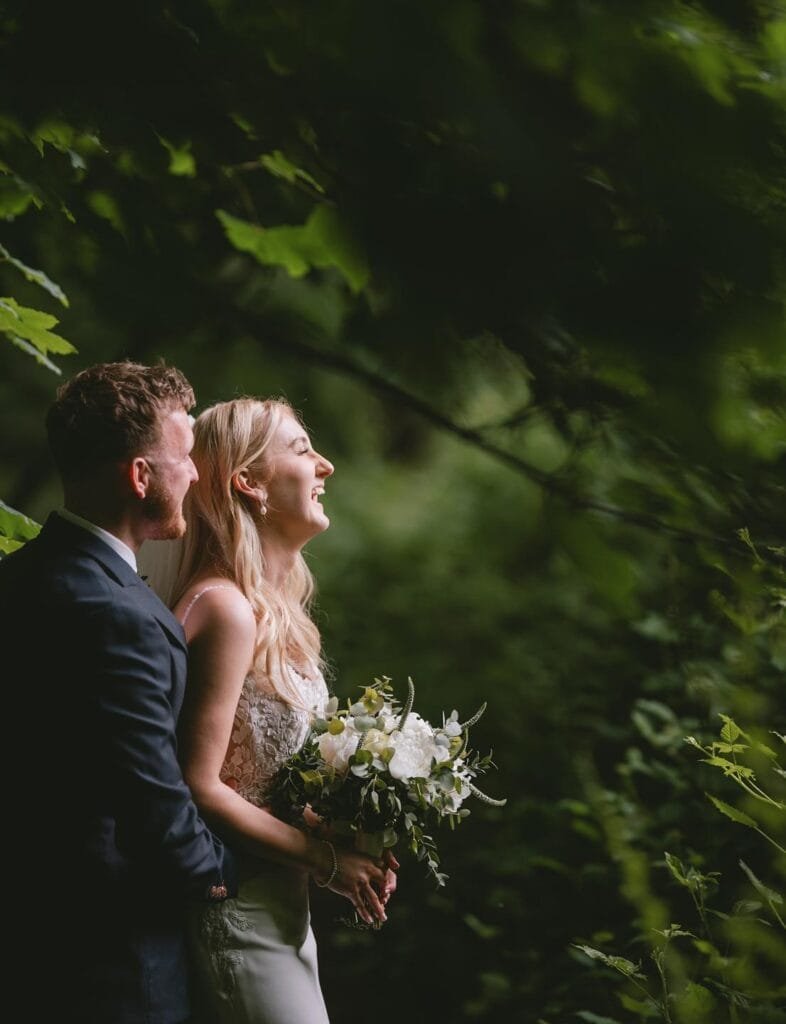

{"left": 179, "top": 584, "right": 238, "bottom": 627}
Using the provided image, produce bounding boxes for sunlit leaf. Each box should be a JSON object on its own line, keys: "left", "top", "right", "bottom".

{"left": 0, "top": 298, "right": 75, "bottom": 366}
{"left": 720, "top": 717, "right": 741, "bottom": 744}
{"left": 159, "top": 136, "right": 196, "bottom": 177}
{"left": 0, "top": 501, "right": 41, "bottom": 544}
{"left": 0, "top": 244, "right": 69, "bottom": 306}
{"left": 705, "top": 794, "right": 758, "bottom": 829}
{"left": 216, "top": 206, "right": 370, "bottom": 293}
{"left": 260, "top": 150, "right": 324, "bottom": 193}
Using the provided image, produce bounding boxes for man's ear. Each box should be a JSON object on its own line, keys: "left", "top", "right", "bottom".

{"left": 128, "top": 457, "right": 151, "bottom": 499}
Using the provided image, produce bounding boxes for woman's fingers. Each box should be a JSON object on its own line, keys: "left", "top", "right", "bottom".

{"left": 332, "top": 850, "right": 390, "bottom": 923}
{"left": 381, "top": 867, "right": 397, "bottom": 900}
{"left": 358, "top": 883, "right": 386, "bottom": 924}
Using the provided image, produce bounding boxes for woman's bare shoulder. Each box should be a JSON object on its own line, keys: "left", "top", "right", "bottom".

{"left": 175, "top": 577, "right": 256, "bottom": 638}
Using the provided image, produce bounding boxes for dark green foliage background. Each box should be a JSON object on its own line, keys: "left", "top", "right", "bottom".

{"left": 1, "top": 2, "right": 784, "bottom": 1021}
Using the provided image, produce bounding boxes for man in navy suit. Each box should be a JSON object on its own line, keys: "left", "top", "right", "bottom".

{"left": 0, "top": 361, "right": 235, "bottom": 1023}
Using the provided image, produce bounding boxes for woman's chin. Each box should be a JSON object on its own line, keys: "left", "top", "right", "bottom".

{"left": 309, "top": 514, "right": 330, "bottom": 537}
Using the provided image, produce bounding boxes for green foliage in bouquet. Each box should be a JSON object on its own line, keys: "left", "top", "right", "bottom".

{"left": 269, "top": 677, "right": 505, "bottom": 887}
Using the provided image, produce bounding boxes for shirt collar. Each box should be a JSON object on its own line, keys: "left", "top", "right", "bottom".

{"left": 57, "top": 508, "right": 138, "bottom": 572}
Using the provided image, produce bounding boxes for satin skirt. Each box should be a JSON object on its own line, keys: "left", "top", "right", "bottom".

{"left": 187, "top": 860, "right": 330, "bottom": 1024}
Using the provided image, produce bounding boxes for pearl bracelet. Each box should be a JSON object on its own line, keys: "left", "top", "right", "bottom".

{"left": 314, "top": 839, "right": 339, "bottom": 888}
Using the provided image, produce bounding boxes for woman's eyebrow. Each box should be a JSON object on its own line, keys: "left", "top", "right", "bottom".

{"left": 288, "top": 434, "right": 310, "bottom": 448}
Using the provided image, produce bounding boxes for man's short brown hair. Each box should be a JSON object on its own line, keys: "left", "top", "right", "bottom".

{"left": 46, "top": 361, "right": 195, "bottom": 480}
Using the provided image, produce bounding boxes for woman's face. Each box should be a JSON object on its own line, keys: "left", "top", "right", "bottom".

{"left": 262, "top": 411, "right": 334, "bottom": 548}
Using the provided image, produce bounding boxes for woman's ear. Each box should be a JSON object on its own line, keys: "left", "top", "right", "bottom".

{"left": 232, "top": 470, "right": 267, "bottom": 506}
{"left": 232, "top": 469, "right": 255, "bottom": 498}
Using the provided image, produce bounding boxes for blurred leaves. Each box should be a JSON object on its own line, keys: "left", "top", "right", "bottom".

{"left": 1, "top": 1, "right": 786, "bottom": 1020}
{"left": 217, "top": 206, "right": 369, "bottom": 294}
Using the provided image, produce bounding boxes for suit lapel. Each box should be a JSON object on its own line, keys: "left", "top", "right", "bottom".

{"left": 39, "top": 513, "right": 188, "bottom": 653}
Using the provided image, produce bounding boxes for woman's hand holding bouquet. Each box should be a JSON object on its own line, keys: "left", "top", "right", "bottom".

{"left": 271, "top": 676, "right": 505, "bottom": 928}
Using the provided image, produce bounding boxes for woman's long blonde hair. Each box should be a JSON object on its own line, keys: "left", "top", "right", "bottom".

{"left": 172, "top": 396, "right": 323, "bottom": 706}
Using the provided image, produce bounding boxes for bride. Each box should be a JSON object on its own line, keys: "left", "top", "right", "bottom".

{"left": 141, "top": 396, "right": 396, "bottom": 1023}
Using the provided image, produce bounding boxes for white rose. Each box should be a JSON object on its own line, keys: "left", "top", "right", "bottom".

{"left": 317, "top": 721, "right": 360, "bottom": 773}
{"left": 388, "top": 713, "right": 441, "bottom": 782}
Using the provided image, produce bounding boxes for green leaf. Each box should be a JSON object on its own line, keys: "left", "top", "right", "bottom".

{"left": 691, "top": 938, "right": 720, "bottom": 957}
{"left": 463, "top": 912, "right": 500, "bottom": 940}
{"left": 572, "top": 945, "right": 645, "bottom": 979}
{"left": 674, "top": 981, "right": 717, "bottom": 1019}
{"left": 216, "top": 206, "right": 370, "bottom": 294}
{"left": 738, "top": 859, "right": 783, "bottom": 906}
{"left": 260, "top": 150, "right": 324, "bottom": 193}
{"left": 158, "top": 136, "right": 196, "bottom": 177}
{"left": 0, "top": 244, "right": 69, "bottom": 306}
{"left": 720, "top": 717, "right": 741, "bottom": 744}
{"left": 701, "top": 756, "right": 754, "bottom": 779}
{"left": 654, "top": 924, "right": 694, "bottom": 939}
{"left": 87, "top": 191, "right": 126, "bottom": 234}
{"left": 0, "top": 501, "right": 41, "bottom": 545}
{"left": 32, "top": 119, "right": 77, "bottom": 154}
{"left": 617, "top": 993, "right": 654, "bottom": 1014}
{"left": 575, "top": 1013, "right": 625, "bottom": 1024}
{"left": 664, "top": 852, "right": 689, "bottom": 887}
{"left": 763, "top": 17, "right": 786, "bottom": 63}
{"left": 6, "top": 333, "right": 66, "bottom": 373}
{"left": 705, "top": 794, "right": 758, "bottom": 829}
{"left": 0, "top": 297, "right": 75, "bottom": 361}
{"left": 0, "top": 175, "right": 36, "bottom": 219}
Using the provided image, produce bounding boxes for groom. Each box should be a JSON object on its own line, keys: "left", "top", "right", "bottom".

{"left": 0, "top": 361, "right": 235, "bottom": 1023}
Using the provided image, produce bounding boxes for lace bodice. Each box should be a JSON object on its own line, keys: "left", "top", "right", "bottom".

{"left": 220, "top": 668, "right": 328, "bottom": 807}
{"left": 179, "top": 584, "right": 328, "bottom": 808}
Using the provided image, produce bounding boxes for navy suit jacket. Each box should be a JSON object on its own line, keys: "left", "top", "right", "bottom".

{"left": 0, "top": 513, "right": 235, "bottom": 1023}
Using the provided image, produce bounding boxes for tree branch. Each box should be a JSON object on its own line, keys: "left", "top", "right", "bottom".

{"left": 218, "top": 302, "right": 743, "bottom": 551}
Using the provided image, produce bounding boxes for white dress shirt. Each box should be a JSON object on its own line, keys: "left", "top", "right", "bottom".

{"left": 57, "top": 507, "right": 138, "bottom": 572}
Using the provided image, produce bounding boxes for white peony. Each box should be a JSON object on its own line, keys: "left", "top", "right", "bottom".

{"left": 388, "top": 712, "right": 442, "bottom": 782}
{"left": 317, "top": 720, "right": 360, "bottom": 773}
{"left": 361, "top": 728, "right": 392, "bottom": 757}
{"left": 379, "top": 712, "right": 398, "bottom": 734}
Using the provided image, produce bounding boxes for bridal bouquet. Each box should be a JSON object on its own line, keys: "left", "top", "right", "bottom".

{"left": 270, "top": 676, "right": 505, "bottom": 889}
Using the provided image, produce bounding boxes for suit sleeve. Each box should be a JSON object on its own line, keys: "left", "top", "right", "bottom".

{"left": 90, "top": 598, "right": 234, "bottom": 899}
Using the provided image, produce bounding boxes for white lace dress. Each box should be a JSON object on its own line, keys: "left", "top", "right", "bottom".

{"left": 182, "top": 589, "right": 331, "bottom": 1024}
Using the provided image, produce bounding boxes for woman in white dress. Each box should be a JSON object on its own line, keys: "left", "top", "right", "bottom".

{"left": 161, "top": 396, "right": 395, "bottom": 1023}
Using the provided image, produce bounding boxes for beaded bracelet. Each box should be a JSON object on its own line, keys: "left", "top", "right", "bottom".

{"left": 314, "top": 839, "right": 339, "bottom": 888}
